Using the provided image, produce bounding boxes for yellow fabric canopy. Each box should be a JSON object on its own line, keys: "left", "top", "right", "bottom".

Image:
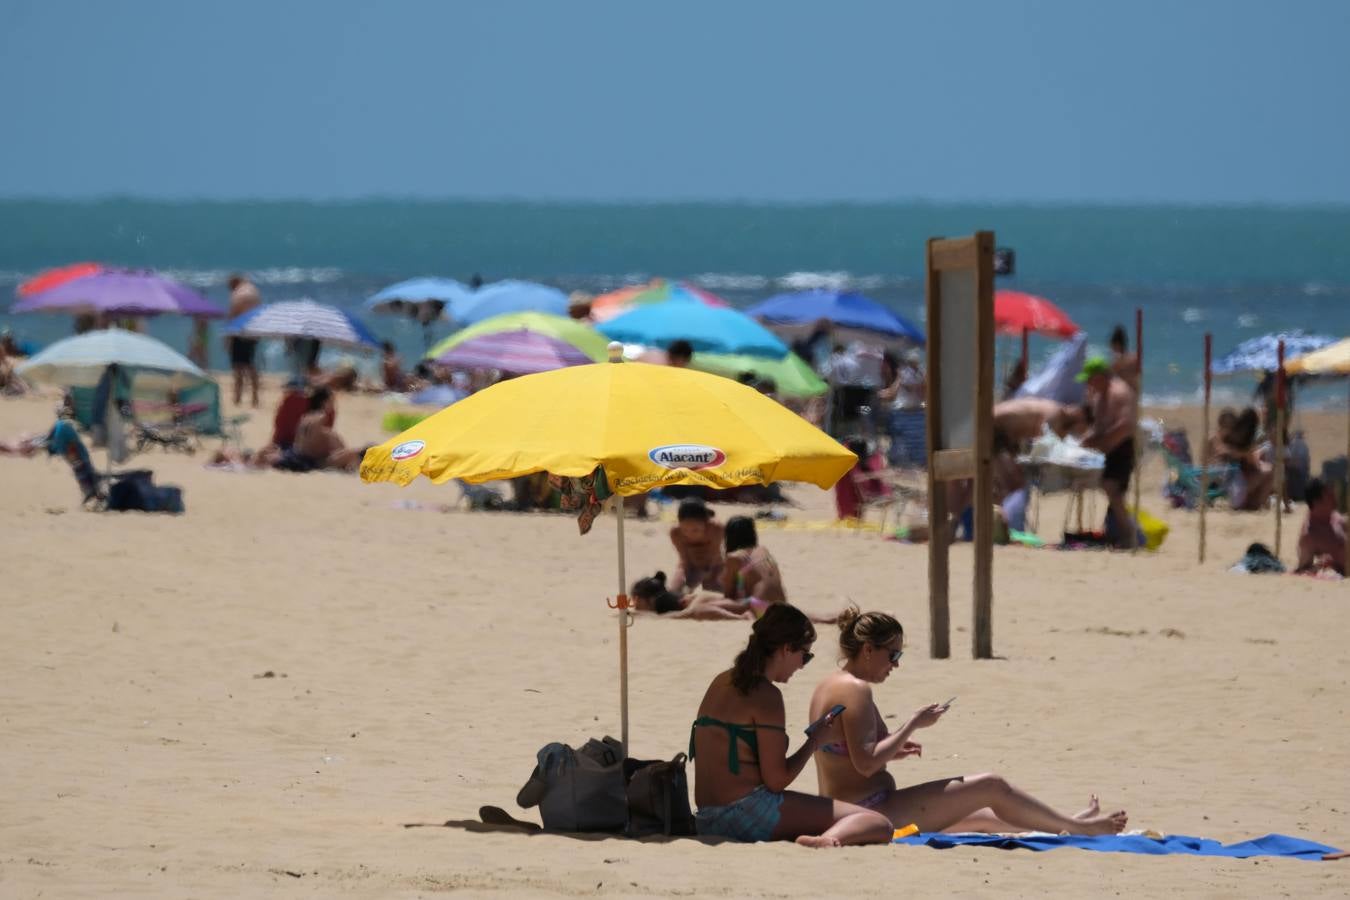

{"left": 1285, "top": 338, "right": 1350, "bottom": 376}
{"left": 360, "top": 360, "right": 856, "bottom": 496}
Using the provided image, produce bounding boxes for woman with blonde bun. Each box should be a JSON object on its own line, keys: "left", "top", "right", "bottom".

{"left": 807, "top": 607, "right": 1128, "bottom": 835}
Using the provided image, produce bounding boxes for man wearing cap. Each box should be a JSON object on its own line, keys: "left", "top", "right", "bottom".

{"left": 668, "top": 498, "right": 725, "bottom": 592}
{"left": 1078, "top": 356, "right": 1138, "bottom": 548}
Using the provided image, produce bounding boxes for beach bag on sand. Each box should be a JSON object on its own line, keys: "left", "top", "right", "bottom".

{"left": 516, "top": 737, "right": 626, "bottom": 831}
{"left": 624, "top": 753, "right": 695, "bottom": 837}
{"left": 106, "top": 470, "right": 185, "bottom": 514}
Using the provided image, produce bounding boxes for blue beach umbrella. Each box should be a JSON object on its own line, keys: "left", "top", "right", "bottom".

{"left": 228, "top": 299, "right": 380, "bottom": 349}
{"left": 598, "top": 299, "right": 789, "bottom": 358}
{"left": 457, "top": 280, "right": 569, "bottom": 325}
{"left": 1211, "top": 330, "right": 1336, "bottom": 376}
{"left": 365, "top": 277, "right": 476, "bottom": 321}
{"left": 746, "top": 289, "right": 925, "bottom": 344}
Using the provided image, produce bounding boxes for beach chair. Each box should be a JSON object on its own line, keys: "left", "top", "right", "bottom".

{"left": 1161, "top": 447, "right": 1234, "bottom": 509}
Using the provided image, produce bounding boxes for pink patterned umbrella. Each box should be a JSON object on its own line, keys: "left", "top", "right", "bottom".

{"left": 433, "top": 328, "right": 593, "bottom": 374}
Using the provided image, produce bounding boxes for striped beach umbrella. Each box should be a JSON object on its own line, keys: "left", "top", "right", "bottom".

{"left": 434, "top": 329, "right": 594, "bottom": 374}
{"left": 426, "top": 312, "right": 609, "bottom": 363}
{"left": 227, "top": 299, "right": 379, "bottom": 349}
{"left": 588, "top": 279, "right": 728, "bottom": 323}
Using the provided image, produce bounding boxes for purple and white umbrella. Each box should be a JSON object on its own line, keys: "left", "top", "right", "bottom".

{"left": 433, "top": 328, "right": 593, "bottom": 374}
{"left": 11, "top": 269, "right": 224, "bottom": 318}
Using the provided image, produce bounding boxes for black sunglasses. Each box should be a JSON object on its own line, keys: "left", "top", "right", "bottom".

{"left": 882, "top": 647, "right": 903, "bottom": 664}
{"left": 799, "top": 648, "right": 815, "bottom": 666}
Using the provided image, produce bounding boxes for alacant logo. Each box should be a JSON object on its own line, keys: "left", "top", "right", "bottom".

{"left": 391, "top": 440, "right": 426, "bottom": 461}
{"left": 648, "top": 444, "right": 727, "bottom": 470}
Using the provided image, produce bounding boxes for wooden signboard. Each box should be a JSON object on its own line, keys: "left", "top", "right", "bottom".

{"left": 925, "top": 232, "right": 996, "bottom": 659}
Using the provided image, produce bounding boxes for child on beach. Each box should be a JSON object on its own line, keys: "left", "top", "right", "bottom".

{"left": 669, "top": 498, "right": 724, "bottom": 592}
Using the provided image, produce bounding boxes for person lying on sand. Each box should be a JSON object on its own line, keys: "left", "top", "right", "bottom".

{"left": 631, "top": 572, "right": 754, "bottom": 620}
{"left": 808, "top": 607, "right": 1128, "bottom": 836}
{"left": 632, "top": 572, "right": 837, "bottom": 623}
{"left": 690, "top": 605, "right": 893, "bottom": 847}
{"left": 1296, "top": 477, "right": 1346, "bottom": 575}
{"left": 669, "top": 498, "right": 724, "bottom": 592}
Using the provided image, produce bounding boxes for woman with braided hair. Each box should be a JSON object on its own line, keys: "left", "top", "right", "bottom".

{"left": 808, "top": 607, "right": 1129, "bottom": 835}
{"left": 689, "top": 604, "right": 893, "bottom": 847}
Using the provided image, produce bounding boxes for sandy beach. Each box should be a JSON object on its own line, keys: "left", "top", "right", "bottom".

{"left": 2, "top": 383, "right": 1346, "bottom": 898}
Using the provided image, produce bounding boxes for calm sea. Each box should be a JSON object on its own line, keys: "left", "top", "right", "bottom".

{"left": 3, "top": 199, "right": 1349, "bottom": 406}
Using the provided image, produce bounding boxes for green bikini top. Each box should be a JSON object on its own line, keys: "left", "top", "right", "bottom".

{"left": 688, "top": 716, "right": 786, "bottom": 774}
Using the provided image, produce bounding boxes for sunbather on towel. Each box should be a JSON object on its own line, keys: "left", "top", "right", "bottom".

{"left": 808, "top": 607, "right": 1129, "bottom": 835}
{"left": 632, "top": 571, "right": 838, "bottom": 623}
{"left": 1296, "top": 477, "right": 1346, "bottom": 576}
{"left": 690, "top": 605, "right": 892, "bottom": 846}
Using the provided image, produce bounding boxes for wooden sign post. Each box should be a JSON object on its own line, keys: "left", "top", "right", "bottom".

{"left": 1274, "top": 341, "right": 1286, "bottom": 558}
{"left": 925, "top": 231, "right": 996, "bottom": 660}
{"left": 1130, "top": 309, "right": 1144, "bottom": 553}
{"left": 1199, "top": 333, "right": 1212, "bottom": 564}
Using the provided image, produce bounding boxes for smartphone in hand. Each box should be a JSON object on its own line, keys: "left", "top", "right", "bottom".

{"left": 805, "top": 704, "right": 846, "bottom": 736}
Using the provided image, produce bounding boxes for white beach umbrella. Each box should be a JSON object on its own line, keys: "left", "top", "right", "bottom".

{"left": 17, "top": 328, "right": 207, "bottom": 389}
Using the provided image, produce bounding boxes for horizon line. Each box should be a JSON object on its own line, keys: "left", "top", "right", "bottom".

{"left": 2, "top": 193, "right": 1350, "bottom": 212}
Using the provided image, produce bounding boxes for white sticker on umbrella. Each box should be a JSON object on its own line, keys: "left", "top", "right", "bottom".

{"left": 648, "top": 444, "right": 726, "bottom": 470}
{"left": 391, "top": 440, "right": 426, "bottom": 461}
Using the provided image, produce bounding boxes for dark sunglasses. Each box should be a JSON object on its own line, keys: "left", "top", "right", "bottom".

{"left": 884, "top": 647, "right": 903, "bottom": 665}
{"left": 799, "top": 648, "right": 815, "bottom": 665}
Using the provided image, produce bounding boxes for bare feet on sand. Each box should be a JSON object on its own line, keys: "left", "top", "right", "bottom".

{"left": 795, "top": 835, "right": 842, "bottom": 849}
{"left": 1070, "top": 794, "right": 1128, "bottom": 834}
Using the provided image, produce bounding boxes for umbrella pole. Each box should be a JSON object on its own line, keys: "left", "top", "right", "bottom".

{"left": 614, "top": 495, "right": 630, "bottom": 757}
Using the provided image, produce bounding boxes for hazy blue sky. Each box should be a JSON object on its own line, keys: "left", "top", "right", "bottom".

{"left": 2, "top": 0, "right": 1347, "bottom": 203}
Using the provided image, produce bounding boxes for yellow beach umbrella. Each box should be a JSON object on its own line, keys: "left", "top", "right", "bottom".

{"left": 360, "top": 346, "right": 856, "bottom": 751}
{"left": 1285, "top": 338, "right": 1350, "bottom": 376}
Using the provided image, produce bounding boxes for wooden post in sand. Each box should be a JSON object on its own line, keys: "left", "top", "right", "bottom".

{"left": 1130, "top": 309, "right": 1144, "bottom": 553}
{"left": 1274, "top": 341, "right": 1286, "bottom": 559}
{"left": 1199, "top": 333, "right": 1212, "bottom": 564}
{"left": 925, "top": 231, "right": 996, "bottom": 659}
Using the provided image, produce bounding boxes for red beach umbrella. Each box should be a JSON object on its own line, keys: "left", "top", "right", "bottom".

{"left": 16, "top": 262, "right": 105, "bottom": 298}
{"left": 994, "top": 290, "right": 1079, "bottom": 339}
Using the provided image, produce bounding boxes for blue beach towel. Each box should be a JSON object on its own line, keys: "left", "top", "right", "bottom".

{"left": 895, "top": 831, "right": 1340, "bottom": 861}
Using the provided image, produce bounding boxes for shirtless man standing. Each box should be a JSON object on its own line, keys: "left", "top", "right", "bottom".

{"left": 668, "top": 498, "right": 725, "bottom": 592}
{"left": 1078, "top": 357, "right": 1139, "bottom": 548}
{"left": 1297, "top": 477, "right": 1346, "bottom": 575}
